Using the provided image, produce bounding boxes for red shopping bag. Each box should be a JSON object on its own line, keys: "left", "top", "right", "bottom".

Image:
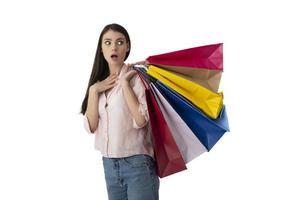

{"left": 137, "top": 71, "right": 187, "bottom": 178}
{"left": 146, "top": 43, "right": 223, "bottom": 92}
{"left": 146, "top": 43, "right": 223, "bottom": 70}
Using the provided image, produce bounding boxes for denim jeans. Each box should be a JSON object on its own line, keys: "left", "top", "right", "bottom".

{"left": 102, "top": 154, "right": 160, "bottom": 200}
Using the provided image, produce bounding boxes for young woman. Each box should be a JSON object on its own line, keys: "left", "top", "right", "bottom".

{"left": 81, "top": 23, "right": 159, "bottom": 200}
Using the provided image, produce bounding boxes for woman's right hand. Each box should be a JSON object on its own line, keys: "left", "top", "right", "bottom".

{"left": 89, "top": 73, "right": 119, "bottom": 94}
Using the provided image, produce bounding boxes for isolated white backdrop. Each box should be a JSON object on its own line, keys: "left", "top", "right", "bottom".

{"left": 1, "top": 0, "right": 299, "bottom": 199}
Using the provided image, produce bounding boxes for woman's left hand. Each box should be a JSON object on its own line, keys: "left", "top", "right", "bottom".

{"left": 121, "top": 63, "right": 137, "bottom": 86}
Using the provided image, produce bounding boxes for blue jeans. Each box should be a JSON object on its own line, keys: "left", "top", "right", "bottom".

{"left": 102, "top": 154, "right": 160, "bottom": 200}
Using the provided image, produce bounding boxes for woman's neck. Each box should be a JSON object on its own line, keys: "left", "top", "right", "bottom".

{"left": 109, "top": 63, "right": 123, "bottom": 75}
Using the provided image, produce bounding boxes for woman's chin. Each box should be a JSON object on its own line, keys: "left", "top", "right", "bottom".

{"left": 108, "top": 59, "right": 123, "bottom": 66}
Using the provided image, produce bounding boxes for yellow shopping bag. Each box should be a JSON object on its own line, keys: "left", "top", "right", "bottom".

{"left": 147, "top": 65, "right": 223, "bottom": 119}
{"left": 154, "top": 65, "right": 222, "bottom": 93}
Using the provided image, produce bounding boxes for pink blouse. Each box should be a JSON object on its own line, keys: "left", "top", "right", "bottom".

{"left": 83, "top": 66, "right": 154, "bottom": 158}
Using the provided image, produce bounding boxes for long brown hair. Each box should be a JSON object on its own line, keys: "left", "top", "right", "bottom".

{"left": 80, "top": 23, "right": 131, "bottom": 114}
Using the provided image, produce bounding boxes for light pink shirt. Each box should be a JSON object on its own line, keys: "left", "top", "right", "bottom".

{"left": 83, "top": 66, "right": 154, "bottom": 158}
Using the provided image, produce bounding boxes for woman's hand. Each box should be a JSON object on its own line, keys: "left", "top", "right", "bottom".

{"left": 121, "top": 64, "right": 137, "bottom": 87}
{"left": 89, "top": 73, "right": 118, "bottom": 95}
{"left": 121, "top": 60, "right": 148, "bottom": 85}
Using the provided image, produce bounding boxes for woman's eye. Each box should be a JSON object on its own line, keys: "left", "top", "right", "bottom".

{"left": 104, "top": 41, "right": 111, "bottom": 45}
{"left": 117, "top": 41, "right": 124, "bottom": 45}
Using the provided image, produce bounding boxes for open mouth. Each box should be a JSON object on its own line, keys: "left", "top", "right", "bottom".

{"left": 111, "top": 54, "right": 118, "bottom": 59}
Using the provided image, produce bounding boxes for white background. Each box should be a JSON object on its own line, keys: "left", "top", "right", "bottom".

{"left": 1, "top": 0, "right": 299, "bottom": 199}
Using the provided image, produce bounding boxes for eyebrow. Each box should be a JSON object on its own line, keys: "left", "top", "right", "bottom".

{"left": 103, "top": 37, "right": 126, "bottom": 41}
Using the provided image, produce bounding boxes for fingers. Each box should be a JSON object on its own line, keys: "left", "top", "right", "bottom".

{"left": 122, "top": 70, "right": 137, "bottom": 83}
{"left": 127, "top": 70, "right": 137, "bottom": 78}
{"left": 125, "top": 63, "right": 133, "bottom": 71}
{"left": 133, "top": 60, "right": 149, "bottom": 65}
{"left": 94, "top": 74, "right": 119, "bottom": 93}
{"left": 104, "top": 81, "right": 117, "bottom": 91}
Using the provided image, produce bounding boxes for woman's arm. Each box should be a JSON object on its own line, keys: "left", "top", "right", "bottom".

{"left": 85, "top": 87, "right": 100, "bottom": 133}
{"left": 122, "top": 70, "right": 147, "bottom": 127}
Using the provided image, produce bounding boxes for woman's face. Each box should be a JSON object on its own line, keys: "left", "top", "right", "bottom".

{"left": 101, "top": 29, "right": 129, "bottom": 66}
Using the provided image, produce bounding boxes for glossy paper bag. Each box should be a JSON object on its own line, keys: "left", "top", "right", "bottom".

{"left": 154, "top": 81, "right": 229, "bottom": 151}
{"left": 148, "top": 65, "right": 223, "bottom": 119}
{"left": 147, "top": 43, "right": 223, "bottom": 92}
{"left": 150, "top": 84, "right": 207, "bottom": 163}
{"left": 136, "top": 70, "right": 187, "bottom": 178}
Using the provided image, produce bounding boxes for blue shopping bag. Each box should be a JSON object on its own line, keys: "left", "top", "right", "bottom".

{"left": 154, "top": 81, "right": 229, "bottom": 151}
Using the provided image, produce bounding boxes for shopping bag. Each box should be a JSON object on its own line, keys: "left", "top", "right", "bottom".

{"left": 154, "top": 81, "right": 229, "bottom": 151}
{"left": 146, "top": 43, "right": 223, "bottom": 92}
{"left": 136, "top": 70, "right": 187, "bottom": 178}
{"left": 147, "top": 65, "right": 223, "bottom": 119}
{"left": 150, "top": 83, "right": 207, "bottom": 163}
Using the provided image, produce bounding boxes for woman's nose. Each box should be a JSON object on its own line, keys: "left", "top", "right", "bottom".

{"left": 112, "top": 43, "right": 117, "bottom": 50}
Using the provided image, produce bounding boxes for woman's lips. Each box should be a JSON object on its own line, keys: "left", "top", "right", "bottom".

{"left": 111, "top": 54, "right": 118, "bottom": 59}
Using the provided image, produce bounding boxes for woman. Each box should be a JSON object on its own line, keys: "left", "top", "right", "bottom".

{"left": 81, "top": 23, "right": 159, "bottom": 200}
